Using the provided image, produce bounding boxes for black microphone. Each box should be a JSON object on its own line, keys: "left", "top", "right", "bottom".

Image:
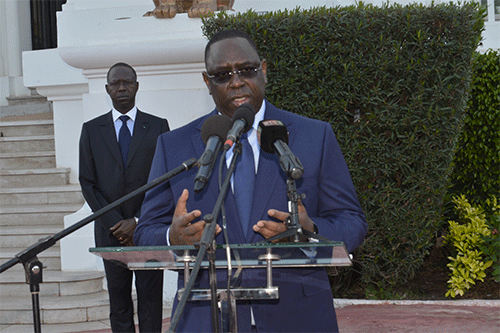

{"left": 194, "top": 115, "right": 232, "bottom": 193}
{"left": 257, "top": 119, "right": 304, "bottom": 179}
{"left": 223, "top": 103, "right": 255, "bottom": 150}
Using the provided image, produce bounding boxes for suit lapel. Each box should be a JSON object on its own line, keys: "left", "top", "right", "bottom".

{"left": 192, "top": 112, "right": 213, "bottom": 164}
{"left": 247, "top": 102, "right": 294, "bottom": 241}
{"left": 98, "top": 111, "right": 123, "bottom": 168}
{"left": 191, "top": 110, "right": 224, "bottom": 199}
{"left": 191, "top": 110, "right": 250, "bottom": 242}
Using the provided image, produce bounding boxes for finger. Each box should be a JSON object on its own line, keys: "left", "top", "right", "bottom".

{"left": 174, "top": 190, "right": 202, "bottom": 227}
{"left": 297, "top": 199, "right": 306, "bottom": 212}
{"left": 267, "top": 209, "right": 289, "bottom": 222}
{"left": 122, "top": 237, "right": 133, "bottom": 246}
{"left": 253, "top": 220, "right": 286, "bottom": 236}
{"left": 264, "top": 221, "right": 286, "bottom": 234}
{"left": 110, "top": 219, "right": 126, "bottom": 231}
{"left": 174, "top": 211, "right": 202, "bottom": 232}
{"left": 182, "top": 220, "right": 206, "bottom": 237}
{"left": 178, "top": 225, "right": 206, "bottom": 245}
{"left": 174, "top": 189, "right": 190, "bottom": 218}
{"left": 185, "top": 209, "right": 202, "bottom": 224}
{"left": 183, "top": 222, "right": 220, "bottom": 244}
{"left": 123, "top": 228, "right": 134, "bottom": 238}
{"left": 254, "top": 226, "right": 276, "bottom": 240}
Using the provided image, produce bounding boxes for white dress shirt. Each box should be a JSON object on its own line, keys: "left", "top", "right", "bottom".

{"left": 112, "top": 106, "right": 137, "bottom": 140}
{"left": 225, "top": 101, "right": 265, "bottom": 191}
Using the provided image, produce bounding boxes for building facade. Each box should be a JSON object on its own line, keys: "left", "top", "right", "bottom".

{"left": 1, "top": 0, "right": 499, "bottom": 306}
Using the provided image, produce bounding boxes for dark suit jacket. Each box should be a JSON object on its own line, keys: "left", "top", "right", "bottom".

{"left": 134, "top": 101, "right": 367, "bottom": 332}
{"left": 79, "top": 110, "right": 169, "bottom": 247}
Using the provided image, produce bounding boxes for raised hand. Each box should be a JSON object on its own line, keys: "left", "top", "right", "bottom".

{"left": 169, "top": 189, "right": 221, "bottom": 245}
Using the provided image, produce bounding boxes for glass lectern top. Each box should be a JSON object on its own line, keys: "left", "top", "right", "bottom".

{"left": 90, "top": 242, "right": 351, "bottom": 270}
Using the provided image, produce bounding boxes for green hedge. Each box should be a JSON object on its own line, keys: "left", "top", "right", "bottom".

{"left": 202, "top": 2, "right": 485, "bottom": 288}
{"left": 448, "top": 50, "right": 500, "bottom": 204}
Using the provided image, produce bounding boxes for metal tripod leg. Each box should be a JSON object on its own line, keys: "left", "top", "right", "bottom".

{"left": 24, "top": 257, "right": 43, "bottom": 333}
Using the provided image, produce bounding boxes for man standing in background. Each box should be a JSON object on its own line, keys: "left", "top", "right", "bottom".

{"left": 79, "top": 62, "right": 169, "bottom": 332}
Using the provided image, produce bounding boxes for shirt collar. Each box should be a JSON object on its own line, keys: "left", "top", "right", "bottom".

{"left": 216, "top": 101, "right": 266, "bottom": 130}
{"left": 112, "top": 106, "right": 138, "bottom": 123}
{"left": 251, "top": 101, "right": 266, "bottom": 133}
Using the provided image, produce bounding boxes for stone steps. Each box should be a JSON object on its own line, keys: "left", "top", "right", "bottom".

{"left": 0, "top": 168, "right": 71, "bottom": 187}
{"left": 0, "top": 290, "right": 109, "bottom": 325}
{"left": 0, "top": 247, "right": 61, "bottom": 272}
{"left": 0, "top": 203, "right": 83, "bottom": 227}
{"left": 0, "top": 112, "right": 109, "bottom": 329}
{"left": 0, "top": 135, "right": 55, "bottom": 153}
{"left": 0, "top": 151, "right": 56, "bottom": 169}
{"left": 0, "top": 225, "right": 65, "bottom": 248}
{"left": 0, "top": 119, "right": 54, "bottom": 137}
{"left": 0, "top": 184, "right": 83, "bottom": 205}
{"left": 0, "top": 270, "right": 105, "bottom": 297}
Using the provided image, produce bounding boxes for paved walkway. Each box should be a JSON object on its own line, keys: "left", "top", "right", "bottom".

{"left": 1, "top": 299, "right": 498, "bottom": 332}
{"left": 335, "top": 299, "right": 499, "bottom": 333}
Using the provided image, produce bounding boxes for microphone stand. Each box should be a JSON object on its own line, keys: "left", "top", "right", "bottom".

{"left": 0, "top": 158, "right": 197, "bottom": 333}
{"left": 259, "top": 176, "right": 332, "bottom": 244}
{"left": 168, "top": 142, "right": 243, "bottom": 333}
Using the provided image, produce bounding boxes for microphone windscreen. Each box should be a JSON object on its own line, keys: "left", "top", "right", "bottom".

{"left": 201, "top": 115, "right": 232, "bottom": 144}
{"left": 257, "top": 120, "right": 289, "bottom": 154}
{"left": 232, "top": 104, "right": 256, "bottom": 132}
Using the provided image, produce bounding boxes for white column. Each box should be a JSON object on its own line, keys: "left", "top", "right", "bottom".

{"left": 22, "top": 48, "right": 88, "bottom": 183}
{"left": 479, "top": 0, "right": 500, "bottom": 53}
{"left": 0, "top": 0, "right": 32, "bottom": 106}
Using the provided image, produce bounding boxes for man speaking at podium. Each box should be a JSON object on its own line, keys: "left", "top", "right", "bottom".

{"left": 134, "top": 30, "right": 367, "bottom": 332}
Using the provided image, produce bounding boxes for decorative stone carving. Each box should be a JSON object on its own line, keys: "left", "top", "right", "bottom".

{"left": 144, "top": 0, "right": 235, "bottom": 18}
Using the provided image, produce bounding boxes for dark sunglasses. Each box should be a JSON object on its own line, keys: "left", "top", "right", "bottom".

{"left": 207, "top": 64, "right": 262, "bottom": 84}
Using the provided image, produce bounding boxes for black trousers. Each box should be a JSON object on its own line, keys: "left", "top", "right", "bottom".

{"left": 104, "top": 259, "right": 163, "bottom": 333}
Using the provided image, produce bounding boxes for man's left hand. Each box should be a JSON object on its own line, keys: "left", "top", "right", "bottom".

{"left": 253, "top": 200, "right": 315, "bottom": 242}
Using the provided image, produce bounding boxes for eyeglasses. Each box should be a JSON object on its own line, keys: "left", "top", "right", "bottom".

{"left": 108, "top": 80, "right": 136, "bottom": 88}
{"left": 207, "top": 64, "right": 262, "bottom": 84}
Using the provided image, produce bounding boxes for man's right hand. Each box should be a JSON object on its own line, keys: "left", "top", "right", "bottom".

{"left": 169, "top": 189, "right": 221, "bottom": 245}
{"left": 110, "top": 218, "right": 136, "bottom": 246}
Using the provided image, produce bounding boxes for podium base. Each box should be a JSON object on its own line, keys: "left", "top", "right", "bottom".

{"left": 177, "top": 286, "right": 279, "bottom": 301}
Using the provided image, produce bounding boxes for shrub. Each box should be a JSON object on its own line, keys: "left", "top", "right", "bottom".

{"left": 478, "top": 197, "right": 500, "bottom": 283}
{"left": 203, "top": 2, "right": 485, "bottom": 289}
{"left": 448, "top": 50, "right": 500, "bottom": 205}
{"left": 444, "top": 195, "right": 498, "bottom": 297}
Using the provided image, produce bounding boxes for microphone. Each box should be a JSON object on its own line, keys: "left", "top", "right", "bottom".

{"left": 194, "top": 115, "right": 232, "bottom": 193}
{"left": 223, "top": 103, "right": 255, "bottom": 150}
{"left": 257, "top": 119, "right": 304, "bottom": 179}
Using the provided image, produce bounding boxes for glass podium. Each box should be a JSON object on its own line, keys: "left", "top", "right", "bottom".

{"left": 90, "top": 241, "right": 351, "bottom": 298}
{"left": 90, "top": 241, "right": 351, "bottom": 332}
{"left": 90, "top": 241, "right": 351, "bottom": 270}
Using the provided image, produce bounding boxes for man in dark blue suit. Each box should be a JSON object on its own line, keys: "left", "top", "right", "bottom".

{"left": 134, "top": 30, "right": 367, "bottom": 332}
{"left": 79, "top": 62, "right": 169, "bottom": 332}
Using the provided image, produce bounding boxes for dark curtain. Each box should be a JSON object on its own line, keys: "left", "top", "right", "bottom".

{"left": 30, "top": 0, "right": 66, "bottom": 50}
